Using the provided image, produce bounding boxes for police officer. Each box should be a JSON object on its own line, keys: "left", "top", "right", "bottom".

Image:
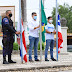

{"left": 2, "top": 10, "right": 20, "bottom": 64}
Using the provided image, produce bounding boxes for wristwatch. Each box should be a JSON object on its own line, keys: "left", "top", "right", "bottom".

{"left": 51, "top": 32, "right": 52, "bottom": 34}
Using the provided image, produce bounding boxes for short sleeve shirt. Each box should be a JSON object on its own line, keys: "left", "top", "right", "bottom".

{"left": 27, "top": 19, "right": 39, "bottom": 37}
{"left": 45, "top": 23, "right": 55, "bottom": 40}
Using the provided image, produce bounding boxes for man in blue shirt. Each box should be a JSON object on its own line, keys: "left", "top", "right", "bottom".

{"left": 45, "top": 16, "right": 56, "bottom": 61}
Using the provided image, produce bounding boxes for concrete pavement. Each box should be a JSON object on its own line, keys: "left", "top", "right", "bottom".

{"left": 0, "top": 52, "right": 72, "bottom": 72}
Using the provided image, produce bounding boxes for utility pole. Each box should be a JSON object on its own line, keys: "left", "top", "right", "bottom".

{"left": 21, "top": 0, "right": 27, "bottom": 22}
{"left": 21, "top": 0, "right": 29, "bottom": 45}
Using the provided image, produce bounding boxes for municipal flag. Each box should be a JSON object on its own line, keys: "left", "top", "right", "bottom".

{"left": 58, "top": 14, "right": 63, "bottom": 53}
{"left": 17, "top": 19, "right": 27, "bottom": 62}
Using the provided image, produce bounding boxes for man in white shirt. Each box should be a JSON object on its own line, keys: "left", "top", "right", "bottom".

{"left": 27, "top": 12, "right": 40, "bottom": 62}
{"left": 45, "top": 16, "right": 56, "bottom": 61}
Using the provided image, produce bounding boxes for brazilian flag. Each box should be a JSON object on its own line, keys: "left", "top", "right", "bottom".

{"left": 41, "top": 0, "right": 47, "bottom": 42}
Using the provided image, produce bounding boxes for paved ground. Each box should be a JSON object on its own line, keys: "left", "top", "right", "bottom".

{"left": 59, "top": 70, "right": 72, "bottom": 72}
{"left": 0, "top": 52, "right": 72, "bottom": 72}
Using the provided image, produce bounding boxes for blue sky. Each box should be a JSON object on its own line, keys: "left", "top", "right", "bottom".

{"left": 0, "top": 0, "right": 72, "bottom": 22}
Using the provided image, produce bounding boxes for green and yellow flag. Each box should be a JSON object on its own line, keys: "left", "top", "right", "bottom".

{"left": 41, "top": 0, "right": 47, "bottom": 42}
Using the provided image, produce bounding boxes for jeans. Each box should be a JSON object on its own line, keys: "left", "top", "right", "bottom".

{"left": 29, "top": 36, "right": 39, "bottom": 60}
{"left": 45, "top": 39, "right": 54, "bottom": 59}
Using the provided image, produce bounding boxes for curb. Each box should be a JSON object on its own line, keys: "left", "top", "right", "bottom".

{"left": 0, "top": 64, "right": 72, "bottom": 72}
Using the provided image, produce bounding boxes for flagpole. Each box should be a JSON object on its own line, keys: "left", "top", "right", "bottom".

{"left": 43, "top": 0, "right": 44, "bottom": 6}
{"left": 39, "top": 0, "right": 42, "bottom": 61}
{"left": 42, "top": 0, "right": 46, "bottom": 56}
{"left": 19, "top": 0, "right": 23, "bottom": 63}
{"left": 56, "top": 0, "right": 58, "bottom": 61}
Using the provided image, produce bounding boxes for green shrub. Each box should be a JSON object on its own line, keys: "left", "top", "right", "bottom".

{"left": 13, "top": 42, "right": 18, "bottom": 50}
{"left": 38, "top": 42, "right": 45, "bottom": 50}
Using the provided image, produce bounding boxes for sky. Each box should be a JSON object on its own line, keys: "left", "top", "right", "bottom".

{"left": 0, "top": 0, "right": 72, "bottom": 22}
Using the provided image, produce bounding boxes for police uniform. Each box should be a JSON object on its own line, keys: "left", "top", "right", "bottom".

{"left": 2, "top": 16, "right": 16, "bottom": 64}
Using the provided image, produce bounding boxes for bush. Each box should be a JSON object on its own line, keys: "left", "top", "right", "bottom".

{"left": 13, "top": 42, "right": 45, "bottom": 51}
{"left": 38, "top": 42, "right": 45, "bottom": 50}
{"left": 13, "top": 42, "right": 18, "bottom": 50}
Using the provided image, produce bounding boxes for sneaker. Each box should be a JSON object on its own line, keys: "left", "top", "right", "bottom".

{"left": 51, "top": 58, "right": 56, "bottom": 61}
{"left": 35, "top": 59, "right": 40, "bottom": 61}
{"left": 45, "top": 58, "right": 49, "bottom": 61}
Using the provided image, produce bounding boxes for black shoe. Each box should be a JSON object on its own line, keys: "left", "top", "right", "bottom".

{"left": 8, "top": 60, "right": 16, "bottom": 63}
{"left": 35, "top": 59, "right": 40, "bottom": 61}
{"left": 3, "top": 55, "right": 9, "bottom": 64}
{"left": 3, "top": 61, "right": 9, "bottom": 64}
{"left": 45, "top": 58, "right": 49, "bottom": 61}
{"left": 29, "top": 59, "right": 34, "bottom": 62}
{"left": 8, "top": 55, "right": 16, "bottom": 63}
{"left": 51, "top": 58, "right": 56, "bottom": 61}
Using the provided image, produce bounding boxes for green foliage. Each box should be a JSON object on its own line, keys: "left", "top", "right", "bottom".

{"left": 0, "top": 25, "right": 1, "bottom": 28}
{"left": 52, "top": 3, "right": 72, "bottom": 32}
{"left": 13, "top": 42, "right": 45, "bottom": 51}
{"left": 13, "top": 42, "right": 18, "bottom": 50}
{"left": 38, "top": 42, "right": 45, "bottom": 50}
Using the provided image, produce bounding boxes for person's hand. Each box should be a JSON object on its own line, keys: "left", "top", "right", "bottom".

{"left": 34, "top": 27, "right": 37, "bottom": 29}
{"left": 15, "top": 31, "right": 20, "bottom": 34}
{"left": 53, "top": 31, "right": 56, "bottom": 34}
{"left": 37, "top": 25, "right": 40, "bottom": 28}
{"left": 34, "top": 25, "right": 40, "bottom": 29}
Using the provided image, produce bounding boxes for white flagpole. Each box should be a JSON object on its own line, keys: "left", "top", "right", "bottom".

{"left": 43, "top": 0, "right": 44, "bottom": 6}
{"left": 39, "top": 0, "right": 42, "bottom": 61}
{"left": 19, "top": 0, "right": 23, "bottom": 63}
{"left": 56, "top": 0, "right": 58, "bottom": 61}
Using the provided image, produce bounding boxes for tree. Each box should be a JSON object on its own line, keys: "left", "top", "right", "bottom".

{"left": 52, "top": 4, "right": 72, "bottom": 33}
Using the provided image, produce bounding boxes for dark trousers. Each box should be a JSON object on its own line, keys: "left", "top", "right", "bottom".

{"left": 2, "top": 35, "right": 14, "bottom": 56}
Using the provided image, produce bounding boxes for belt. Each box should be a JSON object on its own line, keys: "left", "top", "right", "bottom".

{"left": 3, "top": 35, "right": 7, "bottom": 37}
{"left": 3, "top": 34, "right": 13, "bottom": 37}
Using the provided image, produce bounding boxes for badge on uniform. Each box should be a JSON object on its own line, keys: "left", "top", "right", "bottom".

{"left": 5, "top": 20, "right": 8, "bottom": 22}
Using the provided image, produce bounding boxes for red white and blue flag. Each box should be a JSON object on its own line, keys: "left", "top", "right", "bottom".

{"left": 17, "top": 19, "right": 27, "bottom": 62}
{"left": 58, "top": 14, "right": 63, "bottom": 53}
